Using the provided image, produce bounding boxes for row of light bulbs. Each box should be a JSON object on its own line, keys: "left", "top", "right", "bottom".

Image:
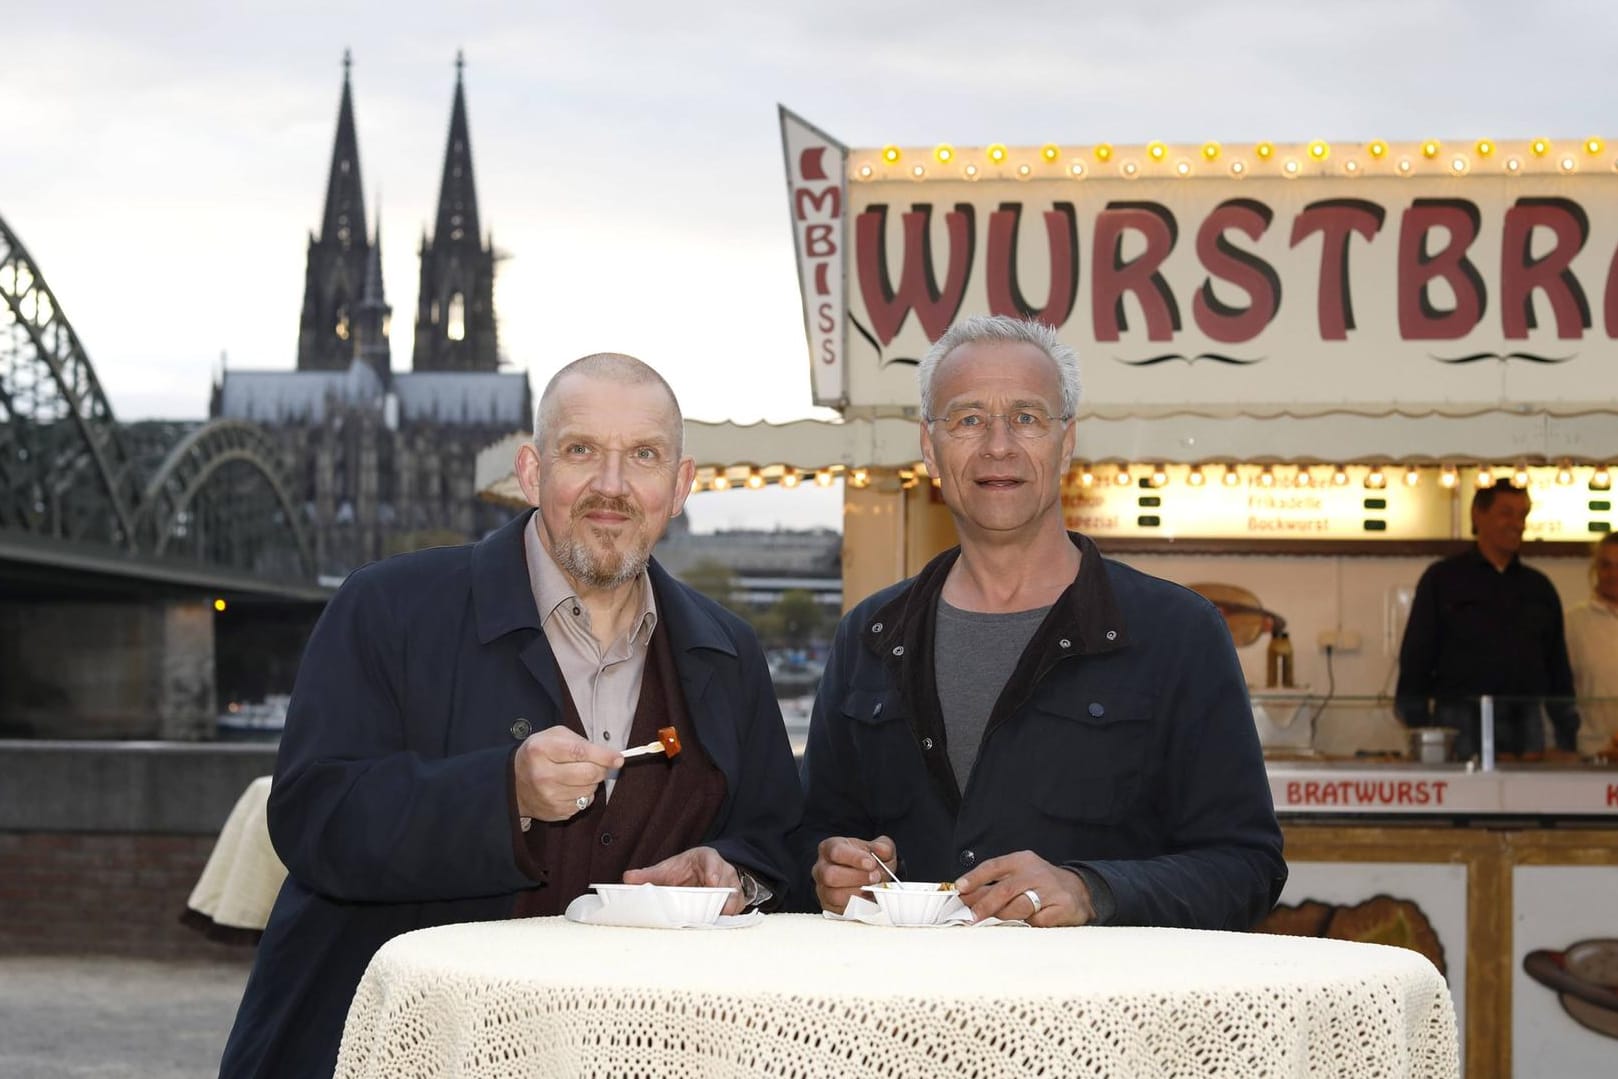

{"left": 854, "top": 137, "right": 1613, "bottom": 182}
{"left": 693, "top": 461, "right": 1616, "bottom": 493}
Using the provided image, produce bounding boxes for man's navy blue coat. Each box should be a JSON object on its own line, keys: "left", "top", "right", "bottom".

{"left": 219, "top": 510, "right": 801, "bottom": 1077}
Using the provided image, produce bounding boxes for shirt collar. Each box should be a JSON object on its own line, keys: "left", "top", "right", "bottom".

{"left": 524, "top": 514, "right": 657, "bottom": 644}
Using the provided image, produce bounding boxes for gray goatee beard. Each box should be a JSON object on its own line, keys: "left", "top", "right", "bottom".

{"left": 554, "top": 497, "right": 651, "bottom": 590}
{"left": 554, "top": 534, "right": 647, "bottom": 591}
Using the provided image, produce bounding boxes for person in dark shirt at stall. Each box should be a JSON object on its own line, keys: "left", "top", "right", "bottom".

{"left": 1395, "top": 483, "right": 1580, "bottom": 760}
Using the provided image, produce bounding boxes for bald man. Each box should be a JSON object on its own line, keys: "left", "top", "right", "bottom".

{"left": 221, "top": 354, "right": 802, "bottom": 1078}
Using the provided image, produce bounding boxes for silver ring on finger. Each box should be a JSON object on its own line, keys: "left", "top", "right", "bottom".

{"left": 575, "top": 794, "right": 592, "bottom": 812}
{"left": 1023, "top": 888, "right": 1042, "bottom": 916}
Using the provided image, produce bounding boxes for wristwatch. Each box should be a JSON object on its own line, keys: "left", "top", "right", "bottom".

{"left": 735, "top": 866, "right": 773, "bottom": 910}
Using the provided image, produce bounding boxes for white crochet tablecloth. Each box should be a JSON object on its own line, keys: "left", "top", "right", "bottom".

{"left": 335, "top": 913, "right": 1457, "bottom": 1079}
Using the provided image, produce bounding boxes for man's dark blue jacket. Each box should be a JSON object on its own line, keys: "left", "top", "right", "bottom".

{"left": 793, "top": 533, "right": 1285, "bottom": 929}
{"left": 219, "top": 510, "right": 801, "bottom": 1077}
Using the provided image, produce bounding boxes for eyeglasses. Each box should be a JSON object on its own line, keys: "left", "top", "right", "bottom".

{"left": 925, "top": 407, "right": 1071, "bottom": 441}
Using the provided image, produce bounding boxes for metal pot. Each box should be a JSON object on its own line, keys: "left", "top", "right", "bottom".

{"left": 1407, "top": 727, "right": 1457, "bottom": 764}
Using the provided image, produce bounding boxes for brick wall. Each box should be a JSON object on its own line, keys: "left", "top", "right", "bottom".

{"left": 0, "top": 831, "right": 255, "bottom": 960}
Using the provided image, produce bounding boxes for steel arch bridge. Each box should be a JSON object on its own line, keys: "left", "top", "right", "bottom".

{"left": 0, "top": 212, "right": 315, "bottom": 582}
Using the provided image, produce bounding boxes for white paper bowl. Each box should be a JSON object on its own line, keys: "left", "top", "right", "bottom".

{"left": 591, "top": 883, "right": 734, "bottom": 925}
{"left": 862, "top": 882, "right": 958, "bottom": 926}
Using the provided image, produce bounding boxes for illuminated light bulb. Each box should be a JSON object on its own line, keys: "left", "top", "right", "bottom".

{"left": 1505, "top": 157, "right": 1521, "bottom": 173}
{"left": 1404, "top": 466, "right": 1420, "bottom": 487}
{"left": 1592, "top": 465, "right": 1612, "bottom": 489}
{"left": 1069, "top": 162, "right": 1086, "bottom": 177}
{"left": 1175, "top": 161, "right": 1191, "bottom": 176}
{"left": 1187, "top": 466, "right": 1206, "bottom": 487}
{"left": 1255, "top": 142, "right": 1274, "bottom": 160}
{"left": 1222, "top": 466, "right": 1241, "bottom": 487}
{"left": 1295, "top": 468, "right": 1313, "bottom": 487}
{"left": 1283, "top": 160, "right": 1300, "bottom": 176}
{"left": 1531, "top": 138, "right": 1550, "bottom": 157}
{"left": 882, "top": 145, "right": 901, "bottom": 164}
{"left": 1147, "top": 141, "right": 1168, "bottom": 161}
{"left": 1451, "top": 156, "right": 1467, "bottom": 174}
{"left": 1151, "top": 464, "right": 1168, "bottom": 487}
{"left": 911, "top": 164, "right": 925, "bottom": 178}
{"left": 1041, "top": 144, "right": 1061, "bottom": 162}
{"left": 851, "top": 468, "right": 870, "bottom": 488}
{"left": 858, "top": 164, "right": 873, "bottom": 178}
{"left": 1475, "top": 139, "right": 1494, "bottom": 158}
{"left": 1366, "top": 467, "right": 1387, "bottom": 489}
{"left": 1368, "top": 140, "right": 1388, "bottom": 158}
{"left": 1478, "top": 467, "right": 1494, "bottom": 488}
{"left": 1230, "top": 161, "right": 1246, "bottom": 176}
{"left": 1397, "top": 158, "right": 1413, "bottom": 174}
{"left": 1017, "top": 163, "right": 1031, "bottom": 176}
{"left": 1344, "top": 160, "right": 1360, "bottom": 174}
{"left": 1556, "top": 462, "right": 1574, "bottom": 485}
{"left": 1332, "top": 467, "right": 1349, "bottom": 486}
{"left": 1122, "top": 161, "right": 1139, "bottom": 176}
{"left": 1561, "top": 156, "right": 1577, "bottom": 173}
{"left": 964, "top": 163, "right": 979, "bottom": 178}
{"left": 1586, "top": 137, "right": 1604, "bottom": 156}
{"left": 711, "top": 474, "right": 731, "bottom": 491}
{"left": 1114, "top": 467, "right": 1132, "bottom": 487}
{"left": 934, "top": 144, "right": 955, "bottom": 163}
{"left": 213, "top": 598, "right": 227, "bottom": 613}
{"left": 1258, "top": 467, "right": 1275, "bottom": 487}
{"left": 1202, "top": 142, "right": 1221, "bottom": 161}
{"left": 1421, "top": 140, "right": 1440, "bottom": 159}
{"left": 1079, "top": 466, "right": 1095, "bottom": 487}
{"left": 1094, "top": 143, "right": 1114, "bottom": 162}
{"left": 814, "top": 469, "right": 834, "bottom": 487}
{"left": 1513, "top": 465, "right": 1530, "bottom": 488}
{"left": 746, "top": 471, "right": 765, "bottom": 490}
{"left": 987, "top": 143, "right": 1008, "bottom": 163}
{"left": 1440, "top": 467, "right": 1458, "bottom": 489}
{"left": 1308, "top": 140, "right": 1329, "bottom": 160}
{"left": 780, "top": 470, "right": 801, "bottom": 489}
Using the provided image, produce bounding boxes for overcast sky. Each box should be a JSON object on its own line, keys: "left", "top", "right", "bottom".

{"left": 6, "top": 1, "right": 1615, "bottom": 528}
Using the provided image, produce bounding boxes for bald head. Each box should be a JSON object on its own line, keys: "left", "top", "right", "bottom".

{"left": 535, "top": 353, "right": 684, "bottom": 456}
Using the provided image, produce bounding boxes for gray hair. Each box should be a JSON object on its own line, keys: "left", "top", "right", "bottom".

{"left": 916, "top": 315, "right": 1082, "bottom": 419}
{"left": 534, "top": 352, "right": 684, "bottom": 457}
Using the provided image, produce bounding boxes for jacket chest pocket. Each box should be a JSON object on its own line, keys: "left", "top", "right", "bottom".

{"left": 1026, "top": 687, "right": 1154, "bottom": 824}
{"left": 840, "top": 689, "right": 915, "bottom": 816}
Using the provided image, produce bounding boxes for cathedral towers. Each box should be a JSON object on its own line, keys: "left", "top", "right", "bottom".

{"left": 294, "top": 51, "right": 499, "bottom": 378}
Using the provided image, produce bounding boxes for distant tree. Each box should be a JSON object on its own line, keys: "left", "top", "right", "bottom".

{"left": 769, "top": 588, "right": 827, "bottom": 648}
{"left": 680, "top": 560, "right": 745, "bottom": 615}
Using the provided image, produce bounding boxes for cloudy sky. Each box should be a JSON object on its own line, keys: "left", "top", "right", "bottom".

{"left": 6, "top": 0, "right": 1614, "bottom": 528}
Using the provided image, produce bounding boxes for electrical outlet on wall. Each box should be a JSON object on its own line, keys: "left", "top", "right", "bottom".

{"left": 1317, "top": 629, "right": 1363, "bottom": 653}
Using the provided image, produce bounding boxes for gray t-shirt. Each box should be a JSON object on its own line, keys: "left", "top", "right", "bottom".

{"left": 934, "top": 597, "right": 1051, "bottom": 785}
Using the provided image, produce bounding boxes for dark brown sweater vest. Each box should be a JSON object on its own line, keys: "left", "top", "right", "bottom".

{"left": 512, "top": 617, "right": 727, "bottom": 917}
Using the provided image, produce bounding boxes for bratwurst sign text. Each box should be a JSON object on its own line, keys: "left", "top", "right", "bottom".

{"left": 781, "top": 111, "right": 1618, "bottom": 413}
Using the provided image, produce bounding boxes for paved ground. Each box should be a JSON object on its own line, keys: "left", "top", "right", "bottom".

{"left": 0, "top": 955, "right": 251, "bottom": 1078}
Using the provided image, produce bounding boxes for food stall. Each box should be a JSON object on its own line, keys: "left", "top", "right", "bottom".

{"left": 479, "top": 115, "right": 1618, "bottom": 1076}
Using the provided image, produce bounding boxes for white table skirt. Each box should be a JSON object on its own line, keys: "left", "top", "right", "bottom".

{"left": 336, "top": 913, "right": 1457, "bottom": 1078}
{"left": 185, "top": 775, "right": 285, "bottom": 932}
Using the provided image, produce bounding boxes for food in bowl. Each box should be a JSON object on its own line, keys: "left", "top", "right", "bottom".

{"left": 861, "top": 881, "right": 960, "bottom": 926}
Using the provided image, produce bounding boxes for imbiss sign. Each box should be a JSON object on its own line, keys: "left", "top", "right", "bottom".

{"left": 781, "top": 109, "right": 1618, "bottom": 414}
